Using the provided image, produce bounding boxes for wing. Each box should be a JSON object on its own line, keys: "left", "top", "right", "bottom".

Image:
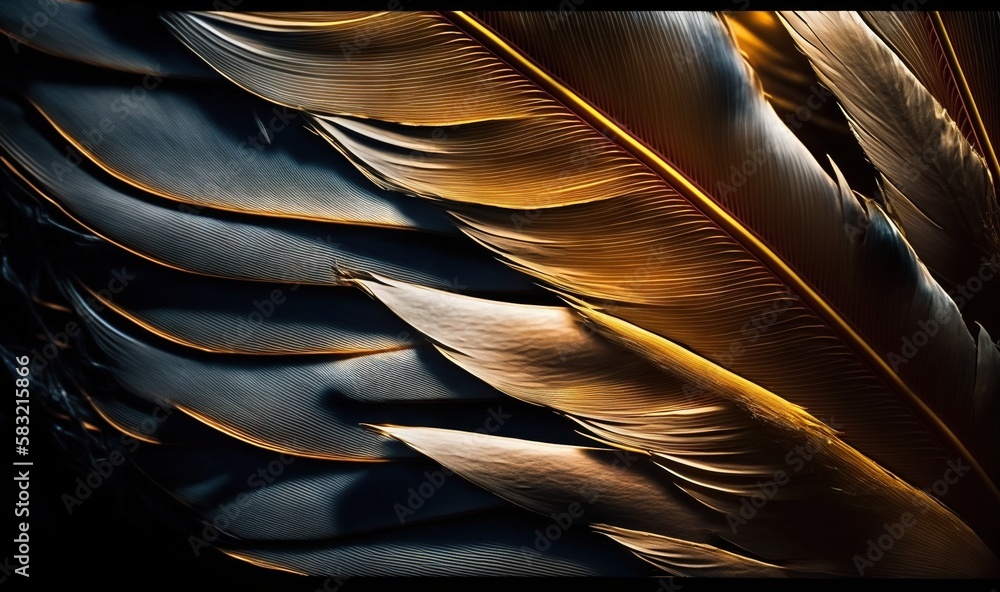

{"left": 781, "top": 11, "right": 1000, "bottom": 335}
{"left": 1, "top": 6, "right": 997, "bottom": 579}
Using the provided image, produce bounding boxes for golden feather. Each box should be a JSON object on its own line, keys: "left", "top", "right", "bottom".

{"left": 0, "top": 4, "right": 997, "bottom": 580}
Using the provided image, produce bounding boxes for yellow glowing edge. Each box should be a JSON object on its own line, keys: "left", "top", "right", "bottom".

{"left": 80, "top": 282, "right": 412, "bottom": 357}
{"left": 173, "top": 403, "right": 390, "bottom": 463}
{"left": 581, "top": 307, "right": 975, "bottom": 517}
{"left": 931, "top": 12, "right": 1000, "bottom": 189}
{"left": 69, "top": 377, "right": 164, "bottom": 445}
{"left": 31, "top": 296, "right": 73, "bottom": 313}
{"left": 80, "top": 283, "right": 242, "bottom": 355}
{"left": 0, "top": 156, "right": 339, "bottom": 288}
{"left": 174, "top": 13, "right": 502, "bottom": 128}
{"left": 446, "top": 11, "right": 999, "bottom": 503}
{"left": 203, "top": 10, "right": 385, "bottom": 30}
{"left": 0, "top": 30, "right": 166, "bottom": 78}
{"left": 218, "top": 550, "right": 310, "bottom": 576}
{"left": 29, "top": 102, "right": 439, "bottom": 235}
{"left": 86, "top": 398, "right": 161, "bottom": 445}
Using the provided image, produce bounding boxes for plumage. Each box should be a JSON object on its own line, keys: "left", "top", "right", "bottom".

{"left": 1, "top": 5, "right": 998, "bottom": 580}
{"left": 781, "top": 11, "right": 1000, "bottom": 335}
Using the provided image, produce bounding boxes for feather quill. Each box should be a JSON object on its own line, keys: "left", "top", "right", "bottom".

{"left": 1, "top": 8, "right": 997, "bottom": 579}
{"left": 162, "top": 10, "right": 1000, "bottom": 545}
{"left": 781, "top": 11, "right": 1000, "bottom": 335}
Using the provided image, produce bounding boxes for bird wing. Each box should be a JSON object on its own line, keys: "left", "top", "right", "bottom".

{"left": 0, "top": 5, "right": 997, "bottom": 578}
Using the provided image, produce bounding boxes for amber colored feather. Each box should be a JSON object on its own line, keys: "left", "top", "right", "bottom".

{"left": 0, "top": 4, "right": 997, "bottom": 578}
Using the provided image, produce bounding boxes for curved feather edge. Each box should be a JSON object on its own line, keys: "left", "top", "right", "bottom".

{"left": 158, "top": 11, "right": 1000, "bottom": 534}
{"left": 0, "top": 94, "right": 533, "bottom": 292}
{"left": 593, "top": 524, "right": 803, "bottom": 577}
{"left": 0, "top": 0, "right": 215, "bottom": 78}
{"left": 216, "top": 512, "right": 654, "bottom": 576}
{"left": 358, "top": 275, "right": 999, "bottom": 576}
{"left": 20, "top": 78, "right": 457, "bottom": 233}
{"left": 780, "top": 11, "right": 1000, "bottom": 331}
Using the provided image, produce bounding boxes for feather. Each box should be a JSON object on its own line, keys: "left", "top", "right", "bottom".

{"left": 1, "top": 7, "right": 998, "bottom": 580}
{"left": 163, "top": 9, "right": 1000, "bottom": 542}
{"left": 217, "top": 511, "right": 652, "bottom": 577}
{"left": 73, "top": 257, "right": 420, "bottom": 355}
{"left": 781, "top": 11, "right": 1000, "bottom": 334}
{"left": 21, "top": 79, "right": 458, "bottom": 233}
{"left": 0, "top": 0, "right": 214, "bottom": 78}
{"left": 360, "top": 276, "right": 998, "bottom": 576}
{"left": 130, "top": 443, "right": 509, "bottom": 541}
{"left": 593, "top": 525, "right": 802, "bottom": 577}
{"left": 0, "top": 94, "right": 533, "bottom": 291}
{"left": 70, "top": 284, "right": 579, "bottom": 460}
{"left": 722, "top": 10, "right": 878, "bottom": 196}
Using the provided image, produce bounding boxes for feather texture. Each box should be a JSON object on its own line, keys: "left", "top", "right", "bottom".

{"left": 0, "top": 6, "right": 998, "bottom": 580}
{"left": 781, "top": 11, "right": 1000, "bottom": 335}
